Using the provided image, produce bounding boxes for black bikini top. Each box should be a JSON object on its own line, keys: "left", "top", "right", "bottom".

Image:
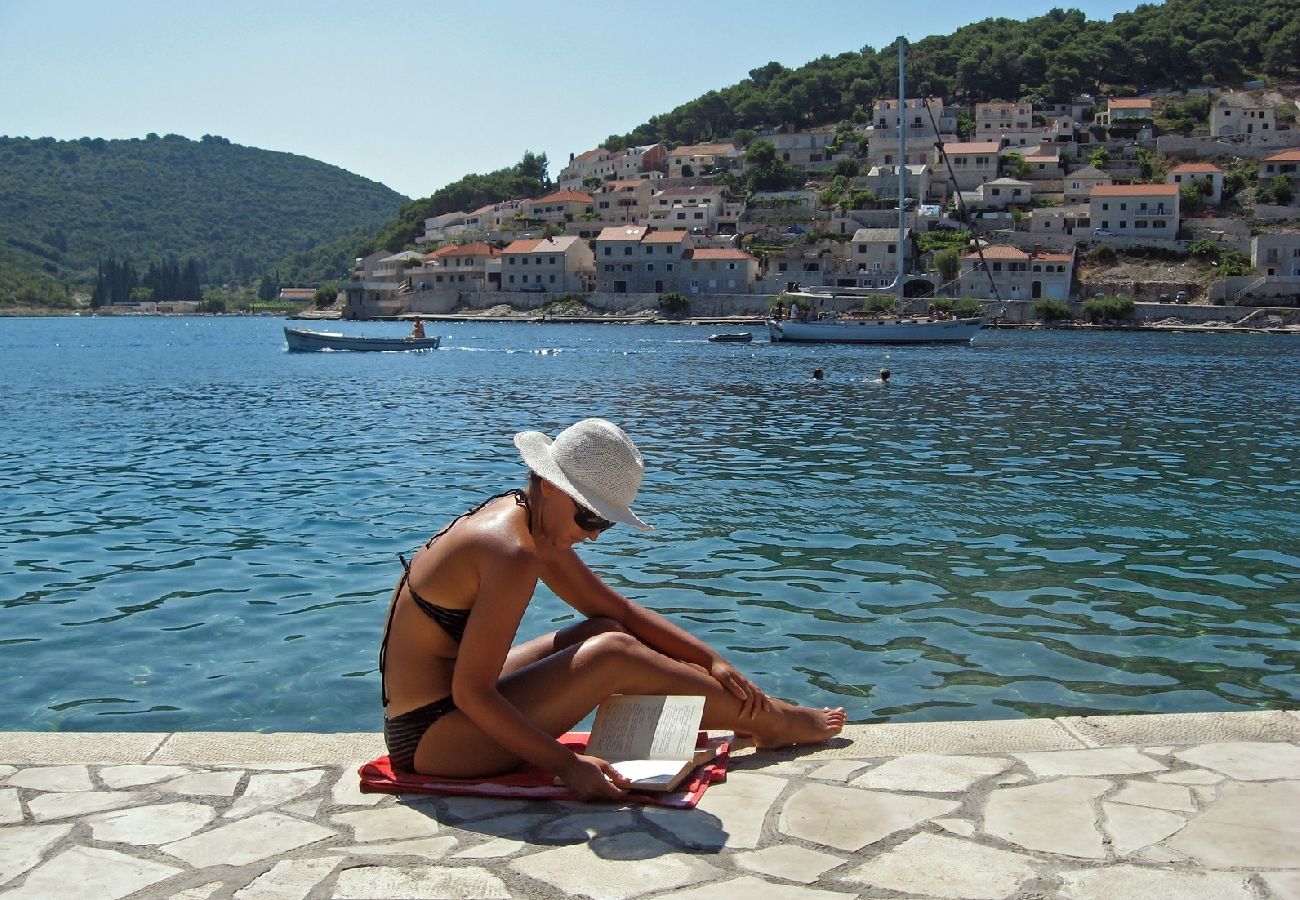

{"left": 379, "top": 489, "right": 530, "bottom": 706}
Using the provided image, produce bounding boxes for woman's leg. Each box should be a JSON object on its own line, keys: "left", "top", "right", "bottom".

{"left": 413, "top": 629, "right": 844, "bottom": 777}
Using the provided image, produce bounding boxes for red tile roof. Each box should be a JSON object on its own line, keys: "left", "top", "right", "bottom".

{"left": 943, "top": 142, "right": 1001, "bottom": 154}
{"left": 503, "top": 239, "right": 542, "bottom": 253}
{"left": 425, "top": 242, "right": 500, "bottom": 260}
{"left": 1092, "top": 183, "right": 1179, "bottom": 196}
{"left": 536, "top": 190, "right": 593, "bottom": 203}
{"left": 643, "top": 230, "right": 689, "bottom": 243}
{"left": 596, "top": 226, "right": 647, "bottom": 242}
{"left": 1263, "top": 150, "right": 1300, "bottom": 162}
{"left": 1169, "top": 163, "right": 1222, "bottom": 174}
{"left": 1109, "top": 98, "right": 1153, "bottom": 109}
{"left": 686, "top": 249, "right": 756, "bottom": 261}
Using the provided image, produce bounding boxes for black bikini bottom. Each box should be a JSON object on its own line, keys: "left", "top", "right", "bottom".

{"left": 384, "top": 695, "right": 457, "bottom": 772}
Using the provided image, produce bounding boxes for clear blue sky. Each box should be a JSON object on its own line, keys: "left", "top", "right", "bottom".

{"left": 0, "top": 0, "right": 1144, "bottom": 200}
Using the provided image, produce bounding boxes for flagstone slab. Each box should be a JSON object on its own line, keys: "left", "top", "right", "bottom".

{"left": 27, "top": 790, "right": 144, "bottom": 821}
{"left": 843, "top": 831, "right": 1037, "bottom": 899}
{"left": 332, "top": 806, "right": 441, "bottom": 843}
{"left": 151, "top": 732, "right": 383, "bottom": 765}
{"left": 984, "top": 777, "right": 1110, "bottom": 858}
{"left": 1259, "top": 870, "right": 1300, "bottom": 900}
{"left": 0, "top": 789, "right": 20, "bottom": 825}
{"left": 1154, "top": 768, "right": 1224, "bottom": 785}
{"left": 0, "top": 767, "right": 13, "bottom": 781}
{"left": 283, "top": 798, "right": 323, "bottom": 818}
{"left": 933, "top": 817, "right": 976, "bottom": 837}
{"left": 806, "top": 760, "right": 869, "bottom": 782}
{"left": 451, "top": 837, "right": 526, "bottom": 859}
{"left": 658, "top": 874, "right": 852, "bottom": 899}
{"left": 850, "top": 753, "right": 1013, "bottom": 792}
{"left": 435, "top": 795, "right": 531, "bottom": 821}
{"left": 86, "top": 801, "right": 215, "bottom": 844}
{"left": 329, "top": 770, "right": 384, "bottom": 807}
{"left": 1013, "top": 748, "right": 1165, "bottom": 777}
{"left": 1109, "top": 780, "right": 1195, "bottom": 811}
{"left": 778, "top": 783, "right": 959, "bottom": 852}
{"left": 1056, "top": 863, "right": 1256, "bottom": 899}
{"left": 233, "top": 856, "right": 340, "bottom": 900}
{"left": 332, "top": 863, "right": 509, "bottom": 899}
{"left": 694, "top": 771, "right": 787, "bottom": 850}
{"left": 99, "top": 764, "right": 194, "bottom": 789}
{"left": 1166, "top": 780, "right": 1300, "bottom": 868}
{"left": 1058, "top": 710, "right": 1300, "bottom": 748}
{"left": 161, "top": 811, "right": 335, "bottom": 868}
{"left": 510, "top": 832, "right": 723, "bottom": 900}
{"left": 643, "top": 806, "right": 727, "bottom": 851}
{"left": 753, "top": 718, "right": 1082, "bottom": 758}
{"left": 536, "top": 809, "right": 641, "bottom": 842}
{"left": 160, "top": 769, "right": 244, "bottom": 796}
{"left": 2, "top": 846, "right": 180, "bottom": 900}
{"left": 173, "top": 882, "right": 224, "bottom": 899}
{"left": 1172, "top": 741, "right": 1300, "bottom": 781}
{"left": 5, "top": 765, "right": 93, "bottom": 792}
{"left": 329, "top": 836, "right": 457, "bottom": 858}
{"left": 733, "top": 845, "right": 846, "bottom": 884}
{"left": 467, "top": 813, "right": 548, "bottom": 840}
{"left": 0, "top": 823, "right": 71, "bottom": 887}
{"left": 0, "top": 732, "right": 166, "bottom": 765}
{"left": 225, "top": 770, "right": 325, "bottom": 819}
{"left": 1102, "top": 801, "right": 1186, "bottom": 855}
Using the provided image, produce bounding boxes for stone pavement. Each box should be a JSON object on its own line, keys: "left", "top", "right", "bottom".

{"left": 1, "top": 710, "right": 1297, "bottom": 899}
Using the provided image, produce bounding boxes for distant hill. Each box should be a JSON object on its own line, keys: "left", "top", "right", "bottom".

{"left": 603, "top": 0, "right": 1300, "bottom": 150}
{"left": 0, "top": 134, "right": 407, "bottom": 307}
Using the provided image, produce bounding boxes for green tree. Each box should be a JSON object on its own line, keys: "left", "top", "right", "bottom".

{"left": 934, "top": 247, "right": 962, "bottom": 283}
{"left": 1089, "top": 147, "right": 1111, "bottom": 168}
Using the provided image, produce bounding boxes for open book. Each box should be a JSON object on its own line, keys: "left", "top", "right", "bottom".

{"left": 584, "top": 694, "right": 713, "bottom": 792}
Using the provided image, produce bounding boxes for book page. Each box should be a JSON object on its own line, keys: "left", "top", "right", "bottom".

{"left": 606, "top": 759, "right": 684, "bottom": 786}
{"left": 586, "top": 695, "right": 704, "bottom": 761}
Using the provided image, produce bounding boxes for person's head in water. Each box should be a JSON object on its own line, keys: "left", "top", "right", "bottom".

{"left": 879, "top": 368, "right": 890, "bottom": 383}
{"left": 812, "top": 368, "right": 824, "bottom": 380}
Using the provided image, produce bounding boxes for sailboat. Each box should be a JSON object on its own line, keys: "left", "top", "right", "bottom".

{"left": 767, "top": 37, "right": 985, "bottom": 345}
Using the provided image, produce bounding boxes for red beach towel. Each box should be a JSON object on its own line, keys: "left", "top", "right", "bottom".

{"left": 358, "top": 731, "right": 729, "bottom": 810}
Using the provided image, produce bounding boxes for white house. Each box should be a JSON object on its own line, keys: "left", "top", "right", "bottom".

{"left": 1089, "top": 184, "right": 1180, "bottom": 240}
{"left": 960, "top": 245, "right": 1073, "bottom": 300}
{"left": 1252, "top": 233, "right": 1300, "bottom": 276}
{"left": 1168, "top": 163, "right": 1224, "bottom": 206}
{"left": 499, "top": 235, "right": 593, "bottom": 292}
{"left": 1211, "top": 92, "right": 1276, "bottom": 138}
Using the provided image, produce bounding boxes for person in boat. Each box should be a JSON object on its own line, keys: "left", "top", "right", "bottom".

{"left": 410, "top": 318, "right": 426, "bottom": 339}
{"left": 379, "top": 418, "right": 846, "bottom": 800}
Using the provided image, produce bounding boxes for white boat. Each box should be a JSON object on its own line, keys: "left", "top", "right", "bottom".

{"left": 768, "top": 314, "right": 983, "bottom": 344}
{"left": 766, "top": 36, "right": 987, "bottom": 346}
{"left": 283, "top": 327, "right": 441, "bottom": 352}
{"left": 708, "top": 332, "right": 753, "bottom": 343}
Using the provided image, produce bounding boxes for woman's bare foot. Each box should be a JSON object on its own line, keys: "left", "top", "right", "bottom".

{"left": 751, "top": 701, "right": 846, "bottom": 749}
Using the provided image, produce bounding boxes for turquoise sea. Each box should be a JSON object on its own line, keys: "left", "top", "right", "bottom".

{"left": 1, "top": 316, "right": 1297, "bottom": 732}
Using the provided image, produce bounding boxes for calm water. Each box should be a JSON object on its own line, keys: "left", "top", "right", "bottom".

{"left": 1, "top": 316, "right": 1297, "bottom": 732}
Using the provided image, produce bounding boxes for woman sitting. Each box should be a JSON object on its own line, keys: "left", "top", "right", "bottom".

{"left": 379, "top": 418, "right": 845, "bottom": 800}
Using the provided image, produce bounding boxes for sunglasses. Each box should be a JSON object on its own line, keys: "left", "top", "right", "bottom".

{"left": 573, "top": 503, "right": 615, "bottom": 533}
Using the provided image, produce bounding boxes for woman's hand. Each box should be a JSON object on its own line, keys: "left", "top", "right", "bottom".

{"left": 710, "top": 659, "right": 770, "bottom": 719}
{"left": 559, "top": 754, "right": 630, "bottom": 801}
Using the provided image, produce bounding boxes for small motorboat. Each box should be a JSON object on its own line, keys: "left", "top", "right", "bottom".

{"left": 284, "top": 327, "right": 441, "bottom": 352}
{"left": 707, "top": 332, "right": 753, "bottom": 343}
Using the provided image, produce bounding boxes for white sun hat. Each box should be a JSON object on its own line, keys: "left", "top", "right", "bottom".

{"left": 513, "top": 418, "right": 652, "bottom": 531}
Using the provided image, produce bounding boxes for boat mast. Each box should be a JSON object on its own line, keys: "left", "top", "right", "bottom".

{"left": 897, "top": 36, "right": 906, "bottom": 310}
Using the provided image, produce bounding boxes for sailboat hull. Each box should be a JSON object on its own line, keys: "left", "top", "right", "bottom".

{"left": 768, "top": 317, "right": 983, "bottom": 344}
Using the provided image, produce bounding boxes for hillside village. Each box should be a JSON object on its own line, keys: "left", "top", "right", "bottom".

{"left": 338, "top": 87, "right": 1300, "bottom": 321}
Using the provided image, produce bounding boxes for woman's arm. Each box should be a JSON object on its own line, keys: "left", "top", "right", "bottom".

{"left": 539, "top": 547, "right": 770, "bottom": 717}
{"left": 451, "top": 541, "right": 627, "bottom": 799}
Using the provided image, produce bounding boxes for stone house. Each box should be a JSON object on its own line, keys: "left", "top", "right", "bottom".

{"left": 963, "top": 177, "right": 1032, "bottom": 209}
{"left": 849, "top": 227, "right": 915, "bottom": 289}
{"left": 1064, "top": 165, "right": 1113, "bottom": 203}
{"left": 1260, "top": 150, "right": 1300, "bottom": 179}
{"left": 613, "top": 144, "right": 668, "bottom": 180}
{"left": 592, "top": 179, "right": 654, "bottom": 225}
{"left": 1211, "top": 93, "right": 1276, "bottom": 138}
{"left": 1252, "top": 233, "right": 1300, "bottom": 276}
{"left": 1089, "top": 184, "right": 1180, "bottom": 239}
{"left": 499, "top": 235, "right": 593, "bottom": 293}
{"left": 937, "top": 142, "right": 1001, "bottom": 191}
{"left": 521, "top": 190, "right": 593, "bottom": 224}
{"left": 869, "top": 97, "right": 956, "bottom": 167}
{"left": 1098, "top": 97, "right": 1153, "bottom": 125}
{"left": 960, "top": 245, "right": 1073, "bottom": 300}
{"left": 667, "top": 143, "right": 740, "bottom": 177}
{"left": 648, "top": 186, "right": 727, "bottom": 232}
{"left": 681, "top": 248, "right": 760, "bottom": 294}
{"left": 557, "top": 148, "right": 617, "bottom": 190}
{"left": 1168, "top": 163, "right": 1224, "bottom": 206}
{"left": 418, "top": 242, "right": 502, "bottom": 291}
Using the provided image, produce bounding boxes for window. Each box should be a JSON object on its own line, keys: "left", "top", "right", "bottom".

{"left": 666, "top": 264, "right": 674, "bottom": 271}
{"left": 508, "top": 275, "right": 515, "bottom": 283}
{"left": 624, "top": 247, "right": 632, "bottom": 256}
{"left": 887, "top": 244, "right": 897, "bottom": 254}
{"left": 645, "top": 246, "right": 653, "bottom": 255}
{"left": 1102, "top": 203, "right": 1110, "bottom": 211}
{"left": 604, "top": 247, "right": 611, "bottom": 256}
{"left": 549, "top": 275, "right": 556, "bottom": 283}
